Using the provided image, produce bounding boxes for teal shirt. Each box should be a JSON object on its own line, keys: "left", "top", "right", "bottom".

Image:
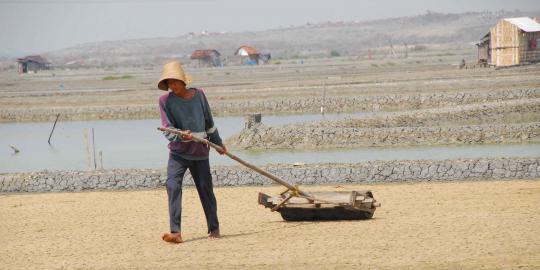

{"left": 159, "top": 88, "right": 223, "bottom": 160}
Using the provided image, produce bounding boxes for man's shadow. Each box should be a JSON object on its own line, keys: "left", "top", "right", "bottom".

{"left": 181, "top": 218, "right": 377, "bottom": 243}
{"left": 182, "top": 221, "right": 313, "bottom": 243}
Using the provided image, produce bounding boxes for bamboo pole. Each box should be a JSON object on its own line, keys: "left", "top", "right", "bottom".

{"left": 157, "top": 127, "right": 310, "bottom": 197}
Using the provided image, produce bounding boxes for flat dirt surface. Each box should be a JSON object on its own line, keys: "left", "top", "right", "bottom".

{"left": 1, "top": 180, "right": 539, "bottom": 269}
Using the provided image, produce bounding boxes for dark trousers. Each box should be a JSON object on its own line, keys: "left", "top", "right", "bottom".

{"left": 166, "top": 153, "right": 219, "bottom": 233}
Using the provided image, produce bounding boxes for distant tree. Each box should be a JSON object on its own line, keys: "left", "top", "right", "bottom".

{"left": 330, "top": 50, "right": 340, "bottom": 57}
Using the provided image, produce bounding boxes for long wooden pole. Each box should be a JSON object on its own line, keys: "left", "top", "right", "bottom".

{"left": 157, "top": 127, "right": 310, "bottom": 197}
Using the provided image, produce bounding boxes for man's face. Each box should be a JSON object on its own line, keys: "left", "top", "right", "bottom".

{"left": 168, "top": 79, "right": 186, "bottom": 94}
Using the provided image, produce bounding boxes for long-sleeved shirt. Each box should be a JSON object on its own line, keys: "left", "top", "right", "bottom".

{"left": 159, "top": 88, "right": 223, "bottom": 160}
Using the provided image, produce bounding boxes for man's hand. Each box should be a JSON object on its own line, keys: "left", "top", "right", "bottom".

{"left": 217, "top": 145, "right": 227, "bottom": 155}
{"left": 181, "top": 130, "right": 193, "bottom": 140}
{"left": 163, "top": 128, "right": 192, "bottom": 140}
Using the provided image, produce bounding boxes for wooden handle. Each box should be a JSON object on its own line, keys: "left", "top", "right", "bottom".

{"left": 157, "top": 127, "right": 310, "bottom": 197}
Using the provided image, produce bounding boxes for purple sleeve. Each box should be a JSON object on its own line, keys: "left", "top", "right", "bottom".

{"left": 159, "top": 93, "right": 171, "bottom": 128}
{"left": 159, "top": 93, "right": 182, "bottom": 142}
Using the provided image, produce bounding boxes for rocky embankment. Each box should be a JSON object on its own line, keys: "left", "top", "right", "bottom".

{"left": 1, "top": 158, "right": 539, "bottom": 193}
{"left": 230, "top": 122, "right": 540, "bottom": 149}
{"left": 228, "top": 96, "right": 540, "bottom": 149}
{"left": 1, "top": 88, "right": 538, "bottom": 122}
{"left": 317, "top": 98, "right": 540, "bottom": 128}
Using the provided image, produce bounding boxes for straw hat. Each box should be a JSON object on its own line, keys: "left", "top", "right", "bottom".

{"left": 157, "top": 61, "right": 192, "bottom": 90}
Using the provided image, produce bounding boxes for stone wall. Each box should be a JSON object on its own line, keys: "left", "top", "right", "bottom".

{"left": 317, "top": 98, "right": 540, "bottom": 128}
{"left": 229, "top": 122, "right": 540, "bottom": 149}
{"left": 1, "top": 88, "right": 538, "bottom": 122}
{"left": 1, "top": 158, "right": 538, "bottom": 193}
{"left": 228, "top": 97, "right": 540, "bottom": 149}
{"left": 217, "top": 88, "right": 540, "bottom": 116}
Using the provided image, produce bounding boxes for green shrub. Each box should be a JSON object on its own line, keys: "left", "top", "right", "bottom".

{"left": 102, "top": 75, "right": 133, "bottom": 80}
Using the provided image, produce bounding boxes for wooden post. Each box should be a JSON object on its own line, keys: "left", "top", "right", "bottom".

{"left": 245, "top": 113, "right": 262, "bottom": 129}
{"left": 321, "top": 81, "right": 326, "bottom": 115}
{"left": 403, "top": 42, "right": 408, "bottom": 58}
{"left": 99, "top": 151, "right": 103, "bottom": 170}
{"left": 47, "top": 113, "right": 60, "bottom": 144}
{"left": 84, "top": 129, "right": 92, "bottom": 169}
{"left": 92, "top": 128, "right": 97, "bottom": 170}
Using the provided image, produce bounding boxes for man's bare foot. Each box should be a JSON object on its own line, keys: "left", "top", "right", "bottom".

{"left": 208, "top": 229, "right": 220, "bottom": 240}
{"left": 162, "top": 232, "right": 183, "bottom": 244}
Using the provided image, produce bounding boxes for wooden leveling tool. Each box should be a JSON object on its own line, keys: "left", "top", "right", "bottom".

{"left": 158, "top": 127, "right": 380, "bottom": 221}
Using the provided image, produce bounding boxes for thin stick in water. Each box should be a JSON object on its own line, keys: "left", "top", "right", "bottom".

{"left": 92, "top": 128, "right": 97, "bottom": 170}
{"left": 99, "top": 151, "right": 103, "bottom": 170}
{"left": 84, "top": 129, "right": 91, "bottom": 168}
{"left": 48, "top": 113, "right": 61, "bottom": 145}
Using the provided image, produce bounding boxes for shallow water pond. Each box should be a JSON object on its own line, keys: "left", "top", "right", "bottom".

{"left": 1, "top": 113, "right": 539, "bottom": 173}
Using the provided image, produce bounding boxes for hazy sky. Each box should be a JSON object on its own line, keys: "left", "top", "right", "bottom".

{"left": 0, "top": 0, "right": 537, "bottom": 57}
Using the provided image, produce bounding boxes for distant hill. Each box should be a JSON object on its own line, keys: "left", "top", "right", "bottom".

{"left": 42, "top": 10, "right": 540, "bottom": 67}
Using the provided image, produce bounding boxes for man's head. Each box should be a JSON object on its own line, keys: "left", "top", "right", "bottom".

{"left": 166, "top": 79, "right": 187, "bottom": 95}
{"left": 157, "top": 61, "right": 192, "bottom": 91}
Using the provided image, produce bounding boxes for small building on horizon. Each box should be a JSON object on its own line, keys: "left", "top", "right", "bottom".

{"left": 17, "top": 55, "right": 51, "bottom": 73}
{"left": 190, "top": 49, "right": 222, "bottom": 67}
{"left": 478, "top": 17, "right": 540, "bottom": 67}
{"left": 476, "top": 33, "right": 491, "bottom": 66}
{"left": 235, "top": 45, "right": 261, "bottom": 65}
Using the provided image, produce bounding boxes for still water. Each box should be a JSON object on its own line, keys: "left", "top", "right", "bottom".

{"left": 1, "top": 113, "right": 539, "bottom": 173}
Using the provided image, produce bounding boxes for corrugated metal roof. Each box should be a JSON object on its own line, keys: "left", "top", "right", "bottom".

{"left": 190, "top": 49, "right": 220, "bottom": 59}
{"left": 16, "top": 55, "right": 50, "bottom": 64}
{"left": 504, "top": 17, "right": 540, "bottom": 32}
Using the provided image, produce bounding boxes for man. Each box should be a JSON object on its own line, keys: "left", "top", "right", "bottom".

{"left": 157, "top": 61, "right": 226, "bottom": 243}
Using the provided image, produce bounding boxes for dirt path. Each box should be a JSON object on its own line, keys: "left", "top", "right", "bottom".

{"left": 1, "top": 180, "right": 539, "bottom": 269}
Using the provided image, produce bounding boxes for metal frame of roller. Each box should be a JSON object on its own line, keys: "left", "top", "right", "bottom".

{"left": 258, "top": 190, "right": 380, "bottom": 221}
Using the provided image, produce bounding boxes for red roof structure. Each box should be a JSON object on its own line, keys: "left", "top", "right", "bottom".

{"left": 235, "top": 45, "right": 260, "bottom": 56}
{"left": 190, "top": 49, "right": 222, "bottom": 67}
{"left": 191, "top": 49, "right": 220, "bottom": 59}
